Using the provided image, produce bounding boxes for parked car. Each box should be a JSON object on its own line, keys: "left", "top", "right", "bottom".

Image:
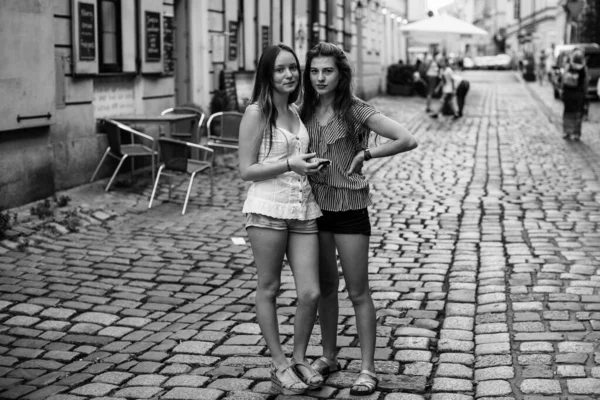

{"left": 493, "top": 54, "right": 512, "bottom": 70}
{"left": 462, "top": 57, "right": 475, "bottom": 70}
{"left": 550, "top": 43, "right": 600, "bottom": 99}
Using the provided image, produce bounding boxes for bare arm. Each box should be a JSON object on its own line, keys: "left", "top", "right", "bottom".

{"left": 238, "top": 105, "right": 319, "bottom": 181}
{"left": 348, "top": 113, "right": 418, "bottom": 173}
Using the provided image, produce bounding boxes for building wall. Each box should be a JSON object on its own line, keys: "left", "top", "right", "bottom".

{"left": 0, "top": 0, "right": 176, "bottom": 209}
{"left": 1, "top": 0, "right": 404, "bottom": 209}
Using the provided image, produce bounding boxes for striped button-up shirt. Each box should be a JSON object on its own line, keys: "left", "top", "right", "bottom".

{"left": 306, "top": 99, "right": 379, "bottom": 212}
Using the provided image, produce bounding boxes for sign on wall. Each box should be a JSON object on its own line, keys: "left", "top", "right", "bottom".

{"left": 78, "top": 2, "right": 96, "bottom": 61}
{"left": 261, "top": 25, "right": 270, "bottom": 51}
{"left": 72, "top": 0, "right": 98, "bottom": 74}
{"left": 163, "top": 14, "right": 174, "bottom": 74}
{"left": 145, "top": 11, "right": 161, "bottom": 62}
{"left": 228, "top": 21, "right": 239, "bottom": 61}
{"left": 138, "top": 0, "right": 163, "bottom": 73}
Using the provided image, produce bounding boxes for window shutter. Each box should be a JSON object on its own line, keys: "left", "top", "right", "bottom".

{"left": 72, "top": 0, "right": 99, "bottom": 75}
{"left": 139, "top": 0, "right": 163, "bottom": 74}
{"left": 121, "top": 0, "right": 136, "bottom": 72}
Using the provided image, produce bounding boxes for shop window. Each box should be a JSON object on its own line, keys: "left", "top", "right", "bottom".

{"left": 98, "top": 0, "right": 122, "bottom": 72}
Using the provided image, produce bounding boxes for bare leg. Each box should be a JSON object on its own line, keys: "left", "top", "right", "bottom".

{"left": 316, "top": 231, "right": 340, "bottom": 360}
{"left": 286, "top": 232, "right": 320, "bottom": 362}
{"left": 247, "top": 227, "right": 288, "bottom": 368}
{"left": 334, "top": 233, "right": 375, "bottom": 373}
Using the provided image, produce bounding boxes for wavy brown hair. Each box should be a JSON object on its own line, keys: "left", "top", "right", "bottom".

{"left": 300, "top": 42, "right": 356, "bottom": 135}
{"left": 251, "top": 44, "right": 301, "bottom": 153}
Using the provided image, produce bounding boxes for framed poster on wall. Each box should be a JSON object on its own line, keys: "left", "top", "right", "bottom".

{"left": 145, "top": 11, "right": 161, "bottom": 62}
{"left": 163, "top": 14, "right": 174, "bottom": 74}
{"left": 228, "top": 21, "right": 238, "bottom": 61}
{"left": 78, "top": 2, "right": 96, "bottom": 61}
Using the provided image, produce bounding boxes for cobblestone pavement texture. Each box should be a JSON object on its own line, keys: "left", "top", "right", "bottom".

{"left": 0, "top": 71, "right": 599, "bottom": 400}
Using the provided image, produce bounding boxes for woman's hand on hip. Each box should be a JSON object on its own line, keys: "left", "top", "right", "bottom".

{"left": 347, "top": 151, "right": 365, "bottom": 174}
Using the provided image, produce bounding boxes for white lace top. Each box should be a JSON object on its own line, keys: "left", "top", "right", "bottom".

{"left": 242, "top": 105, "right": 322, "bottom": 220}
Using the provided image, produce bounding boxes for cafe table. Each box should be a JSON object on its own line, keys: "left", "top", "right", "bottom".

{"left": 112, "top": 113, "right": 199, "bottom": 140}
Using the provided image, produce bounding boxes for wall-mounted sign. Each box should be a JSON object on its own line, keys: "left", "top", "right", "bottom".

{"left": 78, "top": 2, "right": 96, "bottom": 61}
{"left": 228, "top": 21, "right": 238, "bottom": 61}
{"left": 145, "top": 11, "right": 161, "bottom": 62}
{"left": 220, "top": 70, "right": 239, "bottom": 112}
{"left": 163, "top": 14, "right": 174, "bottom": 74}
{"left": 261, "top": 25, "right": 270, "bottom": 51}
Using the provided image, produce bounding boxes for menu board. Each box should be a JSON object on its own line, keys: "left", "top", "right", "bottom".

{"left": 163, "top": 15, "right": 174, "bottom": 74}
{"left": 261, "top": 25, "right": 270, "bottom": 51}
{"left": 220, "top": 70, "right": 239, "bottom": 112}
{"left": 145, "top": 11, "right": 161, "bottom": 62}
{"left": 78, "top": 2, "right": 96, "bottom": 61}
{"left": 228, "top": 21, "right": 238, "bottom": 61}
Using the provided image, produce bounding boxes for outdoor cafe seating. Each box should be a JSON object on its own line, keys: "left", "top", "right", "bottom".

{"left": 90, "top": 119, "right": 158, "bottom": 192}
{"left": 206, "top": 111, "right": 243, "bottom": 150}
{"left": 148, "top": 137, "right": 214, "bottom": 215}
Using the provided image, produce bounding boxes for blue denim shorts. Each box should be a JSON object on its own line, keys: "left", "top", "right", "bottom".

{"left": 245, "top": 213, "right": 319, "bottom": 234}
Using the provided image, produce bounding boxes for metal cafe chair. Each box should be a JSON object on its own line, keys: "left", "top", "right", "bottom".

{"left": 160, "top": 107, "right": 206, "bottom": 142}
{"left": 206, "top": 111, "right": 243, "bottom": 150}
{"left": 148, "top": 137, "right": 214, "bottom": 215}
{"left": 90, "top": 119, "right": 158, "bottom": 192}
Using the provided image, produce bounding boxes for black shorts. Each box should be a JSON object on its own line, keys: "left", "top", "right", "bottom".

{"left": 317, "top": 208, "right": 371, "bottom": 236}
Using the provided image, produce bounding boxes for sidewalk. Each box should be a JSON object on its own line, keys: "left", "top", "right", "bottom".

{"left": 1, "top": 73, "right": 599, "bottom": 400}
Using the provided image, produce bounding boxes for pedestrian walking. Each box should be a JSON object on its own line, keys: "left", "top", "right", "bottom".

{"left": 453, "top": 72, "right": 470, "bottom": 118}
{"left": 423, "top": 53, "right": 442, "bottom": 113}
{"left": 238, "top": 43, "right": 326, "bottom": 395}
{"left": 537, "top": 49, "right": 547, "bottom": 85}
{"left": 560, "top": 48, "right": 588, "bottom": 141}
{"left": 430, "top": 57, "right": 460, "bottom": 119}
{"left": 300, "top": 42, "right": 418, "bottom": 396}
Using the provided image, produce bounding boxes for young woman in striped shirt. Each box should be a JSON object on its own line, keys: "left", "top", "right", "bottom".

{"left": 239, "top": 44, "right": 328, "bottom": 395}
{"left": 301, "top": 42, "right": 418, "bottom": 396}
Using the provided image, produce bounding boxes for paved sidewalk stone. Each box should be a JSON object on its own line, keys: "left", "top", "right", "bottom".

{"left": 1, "top": 71, "right": 599, "bottom": 399}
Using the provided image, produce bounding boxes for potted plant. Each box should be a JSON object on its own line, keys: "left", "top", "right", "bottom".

{"left": 386, "top": 63, "right": 415, "bottom": 96}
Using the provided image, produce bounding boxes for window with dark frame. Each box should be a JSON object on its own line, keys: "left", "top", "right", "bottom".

{"left": 98, "top": 0, "right": 122, "bottom": 72}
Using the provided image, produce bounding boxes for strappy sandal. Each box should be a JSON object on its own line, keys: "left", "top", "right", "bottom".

{"left": 292, "top": 359, "right": 324, "bottom": 389}
{"left": 311, "top": 356, "right": 340, "bottom": 377}
{"left": 270, "top": 363, "right": 308, "bottom": 395}
{"left": 350, "top": 369, "right": 379, "bottom": 396}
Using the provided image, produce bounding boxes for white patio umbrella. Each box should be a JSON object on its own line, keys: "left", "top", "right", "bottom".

{"left": 400, "top": 14, "right": 489, "bottom": 37}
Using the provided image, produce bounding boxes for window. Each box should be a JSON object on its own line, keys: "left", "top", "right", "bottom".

{"left": 98, "top": 0, "right": 122, "bottom": 72}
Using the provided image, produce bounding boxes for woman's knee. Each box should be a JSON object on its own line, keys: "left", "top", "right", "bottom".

{"left": 257, "top": 281, "right": 281, "bottom": 302}
{"left": 297, "top": 288, "right": 320, "bottom": 308}
{"left": 347, "top": 286, "right": 371, "bottom": 306}
{"left": 319, "top": 276, "right": 339, "bottom": 297}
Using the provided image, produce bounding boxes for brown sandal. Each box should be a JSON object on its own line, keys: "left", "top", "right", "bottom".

{"left": 270, "top": 363, "right": 308, "bottom": 395}
{"left": 292, "top": 359, "right": 324, "bottom": 389}
{"left": 311, "top": 356, "right": 340, "bottom": 377}
{"left": 350, "top": 369, "right": 379, "bottom": 396}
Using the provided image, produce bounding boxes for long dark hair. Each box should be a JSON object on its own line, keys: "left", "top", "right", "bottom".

{"left": 250, "top": 44, "right": 301, "bottom": 153}
{"left": 300, "top": 42, "right": 355, "bottom": 135}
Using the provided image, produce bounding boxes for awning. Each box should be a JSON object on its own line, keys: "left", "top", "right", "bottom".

{"left": 400, "top": 14, "right": 489, "bottom": 36}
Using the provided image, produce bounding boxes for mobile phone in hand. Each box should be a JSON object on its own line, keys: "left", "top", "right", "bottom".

{"left": 317, "top": 159, "right": 331, "bottom": 167}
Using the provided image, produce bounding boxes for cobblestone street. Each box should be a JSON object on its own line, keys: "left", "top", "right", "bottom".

{"left": 1, "top": 71, "right": 599, "bottom": 400}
